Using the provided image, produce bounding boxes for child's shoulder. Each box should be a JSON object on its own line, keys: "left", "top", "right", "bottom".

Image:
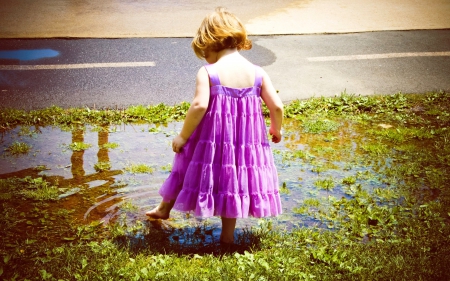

{"left": 195, "top": 66, "right": 210, "bottom": 84}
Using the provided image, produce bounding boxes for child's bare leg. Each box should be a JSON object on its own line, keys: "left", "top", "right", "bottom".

{"left": 220, "top": 217, "right": 237, "bottom": 244}
{"left": 146, "top": 200, "right": 175, "bottom": 219}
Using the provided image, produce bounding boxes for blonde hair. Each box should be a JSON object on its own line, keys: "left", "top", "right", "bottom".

{"left": 192, "top": 7, "right": 252, "bottom": 59}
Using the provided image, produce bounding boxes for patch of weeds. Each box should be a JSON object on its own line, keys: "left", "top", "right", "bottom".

{"left": 19, "top": 177, "right": 59, "bottom": 201}
{"left": 277, "top": 149, "right": 310, "bottom": 163}
{"left": 120, "top": 201, "right": 139, "bottom": 213}
{"left": 313, "top": 145, "right": 336, "bottom": 156}
{"left": 100, "top": 142, "right": 119, "bottom": 149}
{"left": 68, "top": 142, "right": 92, "bottom": 151}
{"left": 302, "top": 118, "right": 340, "bottom": 134}
{"left": 55, "top": 208, "right": 75, "bottom": 218}
{"left": 323, "top": 133, "right": 338, "bottom": 142}
{"left": 1, "top": 103, "right": 191, "bottom": 129}
{"left": 284, "top": 92, "right": 410, "bottom": 119}
{"left": 394, "top": 143, "right": 417, "bottom": 153}
{"left": 279, "top": 182, "right": 290, "bottom": 195}
{"left": 310, "top": 160, "right": 337, "bottom": 174}
{"left": 0, "top": 178, "right": 16, "bottom": 194}
{"left": 107, "top": 214, "right": 145, "bottom": 238}
{"left": 311, "top": 164, "right": 327, "bottom": 174}
{"left": 161, "top": 163, "right": 172, "bottom": 172}
{"left": 94, "top": 161, "right": 112, "bottom": 172}
{"left": 18, "top": 126, "right": 38, "bottom": 137}
{"left": 33, "top": 165, "right": 48, "bottom": 171}
{"left": 1, "top": 92, "right": 450, "bottom": 281}
{"left": 342, "top": 176, "right": 356, "bottom": 185}
{"left": 425, "top": 108, "right": 441, "bottom": 116}
{"left": 148, "top": 126, "right": 163, "bottom": 133}
{"left": 293, "top": 198, "right": 321, "bottom": 214}
{"left": 63, "top": 220, "right": 105, "bottom": 242}
{"left": 355, "top": 170, "right": 377, "bottom": 181}
{"left": 0, "top": 192, "right": 12, "bottom": 200}
{"left": 369, "top": 126, "right": 438, "bottom": 143}
{"left": 124, "top": 163, "right": 154, "bottom": 174}
{"left": 5, "top": 141, "right": 32, "bottom": 155}
{"left": 314, "top": 178, "right": 335, "bottom": 191}
{"left": 360, "top": 143, "right": 389, "bottom": 155}
{"left": 303, "top": 198, "right": 321, "bottom": 207}
{"left": 395, "top": 162, "right": 422, "bottom": 178}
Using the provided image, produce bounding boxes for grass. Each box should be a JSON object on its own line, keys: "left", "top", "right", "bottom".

{"left": 94, "top": 161, "right": 112, "bottom": 172}
{"left": 4, "top": 141, "right": 32, "bottom": 155}
{"left": 68, "top": 142, "right": 92, "bottom": 151}
{"left": 100, "top": 142, "right": 120, "bottom": 150}
{"left": 124, "top": 163, "right": 154, "bottom": 174}
{"left": 302, "top": 117, "right": 340, "bottom": 134}
{"left": 313, "top": 177, "right": 335, "bottom": 191}
{"left": 279, "top": 182, "right": 290, "bottom": 195}
{"left": 0, "top": 91, "right": 449, "bottom": 280}
{"left": 161, "top": 163, "right": 173, "bottom": 172}
{"left": 0, "top": 177, "right": 60, "bottom": 201}
{"left": 0, "top": 102, "right": 191, "bottom": 130}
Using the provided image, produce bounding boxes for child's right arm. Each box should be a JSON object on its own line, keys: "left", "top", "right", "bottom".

{"left": 172, "top": 66, "right": 210, "bottom": 153}
{"left": 260, "top": 69, "right": 284, "bottom": 143}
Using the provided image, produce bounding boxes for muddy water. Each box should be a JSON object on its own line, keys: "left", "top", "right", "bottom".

{"left": 0, "top": 119, "right": 384, "bottom": 233}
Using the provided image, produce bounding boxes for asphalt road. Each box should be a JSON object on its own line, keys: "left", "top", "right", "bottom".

{"left": 0, "top": 29, "right": 449, "bottom": 110}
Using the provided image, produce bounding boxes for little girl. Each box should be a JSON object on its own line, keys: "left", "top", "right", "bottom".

{"left": 146, "top": 7, "right": 284, "bottom": 244}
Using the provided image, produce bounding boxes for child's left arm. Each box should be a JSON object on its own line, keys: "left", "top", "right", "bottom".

{"left": 260, "top": 69, "right": 284, "bottom": 143}
{"left": 172, "top": 67, "right": 210, "bottom": 153}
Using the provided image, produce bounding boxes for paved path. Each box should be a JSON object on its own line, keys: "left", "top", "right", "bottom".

{"left": 0, "top": 0, "right": 449, "bottom": 107}
{"left": 1, "top": 31, "right": 449, "bottom": 109}
{"left": 1, "top": 0, "right": 449, "bottom": 38}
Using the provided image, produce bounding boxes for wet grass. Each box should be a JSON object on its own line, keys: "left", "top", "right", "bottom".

{"left": 0, "top": 91, "right": 450, "bottom": 280}
{"left": 124, "top": 163, "right": 154, "bottom": 174}
{"left": 68, "top": 141, "right": 92, "bottom": 151}
{"left": 93, "top": 161, "right": 112, "bottom": 172}
{"left": 4, "top": 141, "right": 32, "bottom": 155}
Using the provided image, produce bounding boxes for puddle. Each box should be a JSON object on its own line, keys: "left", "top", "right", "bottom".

{"left": 0, "top": 49, "right": 59, "bottom": 61}
{"left": 0, "top": 119, "right": 387, "bottom": 244}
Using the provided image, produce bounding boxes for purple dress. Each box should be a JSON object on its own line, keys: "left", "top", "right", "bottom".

{"left": 158, "top": 64, "right": 282, "bottom": 218}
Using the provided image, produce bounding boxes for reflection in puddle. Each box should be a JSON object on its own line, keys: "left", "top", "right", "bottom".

{"left": 0, "top": 49, "right": 59, "bottom": 61}
{"left": 0, "top": 120, "right": 384, "bottom": 235}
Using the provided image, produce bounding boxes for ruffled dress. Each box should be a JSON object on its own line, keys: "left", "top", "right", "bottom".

{"left": 158, "top": 64, "right": 282, "bottom": 218}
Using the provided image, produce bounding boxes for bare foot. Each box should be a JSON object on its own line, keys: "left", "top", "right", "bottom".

{"left": 145, "top": 207, "right": 169, "bottom": 220}
{"left": 220, "top": 235, "right": 235, "bottom": 244}
{"left": 220, "top": 217, "right": 236, "bottom": 244}
{"left": 145, "top": 200, "right": 174, "bottom": 220}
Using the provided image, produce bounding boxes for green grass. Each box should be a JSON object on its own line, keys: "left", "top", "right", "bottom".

{"left": 279, "top": 182, "right": 290, "bottom": 195}
{"left": 68, "top": 142, "right": 92, "bottom": 151}
{"left": 100, "top": 142, "right": 120, "bottom": 149}
{"left": 313, "top": 177, "right": 335, "bottom": 191}
{"left": 302, "top": 118, "right": 340, "bottom": 134}
{"left": 4, "top": 141, "right": 32, "bottom": 155}
{"left": 0, "top": 91, "right": 449, "bottom": 280}
{"left": 119, "top": 201, "right": 139, "bottom": 212}
{"left": 161, "top": 163, "right": 173, "bottom": 172}
{"left": 124, "top": 163, "right": 154, "bottom": 174}
{"left": 0, "top": 102, "right": 191, "bottom": 129}
{"left": 1, "top": 177, "right": 60, "bottom": 201}
{"left": 93, "top": 161, "right": 112, "bottom": 172}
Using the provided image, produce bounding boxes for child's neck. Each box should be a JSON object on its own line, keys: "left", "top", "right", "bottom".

{"left": 216, "top": 48, "right": 239, "bottom": 62}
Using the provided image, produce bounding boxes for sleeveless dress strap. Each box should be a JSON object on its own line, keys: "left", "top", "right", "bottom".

{"left": 254, "top": 65, "right": 263, "bottom": 88}
{"left": 204, "top": 64, "right": 221, "bottom": 86}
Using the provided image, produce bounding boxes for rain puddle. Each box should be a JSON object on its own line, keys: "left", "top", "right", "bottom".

{"left": 0, "top": 119, "right": 386, "bottom": 243}
{"left": 0, "top": 49, "right": 59, "bottom": 61}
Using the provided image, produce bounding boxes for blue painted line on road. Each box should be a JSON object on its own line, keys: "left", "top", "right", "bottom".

{"left": 0, "top": 49, "right": 59, "bottom": 61}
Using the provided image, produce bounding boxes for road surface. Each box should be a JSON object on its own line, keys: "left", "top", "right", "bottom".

{"left": 1, "top": 30, "right": 449, "bottom": 109}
